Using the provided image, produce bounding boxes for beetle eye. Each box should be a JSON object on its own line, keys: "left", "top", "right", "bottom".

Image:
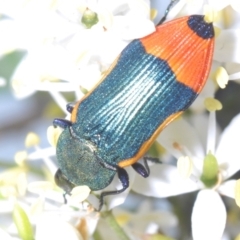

{"left": 54, "top": 169, "right": 75, "bottom": 194}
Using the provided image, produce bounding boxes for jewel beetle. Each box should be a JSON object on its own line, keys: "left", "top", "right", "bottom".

{"left": 53, "top": 15, "right": 214, "bottom": 210}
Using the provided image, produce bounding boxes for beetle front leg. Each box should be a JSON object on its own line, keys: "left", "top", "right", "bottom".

{"left": 132, "top": 157, "right": 162, "bottom": 178}
{"left": 98, "top": 167, "right": 129, "bottom": 211}
{"left": 53, "top": 118, "right": 72, "bottom": 129}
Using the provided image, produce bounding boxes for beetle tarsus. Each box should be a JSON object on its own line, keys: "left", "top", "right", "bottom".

{"left": 66, "top": 102, "right": 76, "bottom": 113}
{"left": 132, "top": 157, "right": 150, "bottom": 178}
{"left": 98, "top": 167, "right": 129, "bottom": 211}
{"left": 132, "top": 156, "right": 163, "bottom": 177}
{"left": 63, "top": 192, "right": 68, "bottom": 204}
{"left": 144, "top": 156, "right": 162, "bottom": 164}
{"left": 53, "top": 118, "right": 72, "bottom": 129}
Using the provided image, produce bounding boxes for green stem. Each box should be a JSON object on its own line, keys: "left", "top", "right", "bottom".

{"left": 101, "top": 211, "right": 130, "bottom": 240}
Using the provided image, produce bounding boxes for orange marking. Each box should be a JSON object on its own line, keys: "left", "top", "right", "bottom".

{"left": 140, "top": 16, "right": 214, "bottom": 94}
{"left": 118, "top": 111, "right": 183, "bottom": 167}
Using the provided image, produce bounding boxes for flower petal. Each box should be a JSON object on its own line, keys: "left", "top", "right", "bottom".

{"left": 192, "top": 189, "right": 226, "bottom": 240}
{"left": 174, "top": 0, "right": 205, "bottom": 16}
{"left": 0, "top": 228, "right": 13, "bottom": 240}
{"left": 132, "top": 164, "right": 201, "bottom": 197}
{"left": 113, "top": 15, "right": 155, "bottom": 40}
{"left": 232, "top": 0, "right": 240, "bottom": 13}
{"left": 35, "top": 215, "right": 83, "bottom": 240}
{"left": 208, "top": 0, "right": 229, "bottom": 11}
{"left": 218, "top": 180, "right": 236, "bottom": 199}
{"left": 225, "top": 62, "right": 240, "bottom": 82}
{"left": 214, "top": 29, "right": 240, "bottom": 63}
{"left": 216, "top": 113, "right": 240, "bottom": 178}
{"left": 157, "top": 117, "right": 205, "bottom": 172}
{"left": 190, "top": 78, "right": 216, "bottom": 112}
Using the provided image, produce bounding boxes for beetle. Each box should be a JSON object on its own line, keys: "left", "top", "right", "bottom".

{"left": 53, "top": 14, "right": 214, "bottom": 210}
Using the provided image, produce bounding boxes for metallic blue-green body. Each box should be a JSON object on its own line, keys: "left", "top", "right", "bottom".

{"left": 56, "top": 39, "right": 198, "bottom": 191}
{"left": 71, "top": 40, "right": 196, "bottom": 165}
{"left": 54, "top": 14, "right": 215, "bottom": 209}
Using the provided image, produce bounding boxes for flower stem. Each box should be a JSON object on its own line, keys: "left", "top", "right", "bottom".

{"left": 101, "top": 210, "right": 130, "bottom": 240}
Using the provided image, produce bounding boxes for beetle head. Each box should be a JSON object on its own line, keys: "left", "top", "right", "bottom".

{"left": 55, "top": 128, "right": 116, "bottom": 192}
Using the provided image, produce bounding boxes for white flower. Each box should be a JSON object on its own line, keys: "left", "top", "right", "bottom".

{"left": 210, "top": 2, "right": 240, "bottom": 86}
{"left": 132, "top": 110, "right": 240, "bottom": 239}
{"left": 35, "top": 215, "right": 83, "bottom": 240}
{"left": 35, "top": 209, "right": 98, "bottom": 240}
{"left": 0, "top": 129, "right": 99, "bottom": 239}
{"left": 208, "top": 0, "right": 240, "bottom": 13}
{"left": 3, "top": 0, "right": 240, "bottom": 238}
{"left": 113, "top": 200, "right": 178, "bottom": 239}
{"left": 0, "top": 0, "right": 154, "bottom": 98}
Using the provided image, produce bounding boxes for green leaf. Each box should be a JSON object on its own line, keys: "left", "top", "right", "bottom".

{"left": 13, "top": 202, "right": 34, "bottom": 240}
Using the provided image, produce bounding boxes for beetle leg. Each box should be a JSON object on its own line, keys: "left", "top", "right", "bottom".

{"left": 53, "top": 118, "right": 72, "bottom": 129}
{"left": 98, "top": 167, "right": 129, "bottom": 211}
{"left": 63, "top": 192, "right": 68, "bottom": 204}
{"left": 132, "top": 157, "right": 162, "bottom": 178}
{"left": 144, "top": 156, "right": 162, "bottom": 164}
{"left": 66, "top": 102, "right": 76, "bottom": 113}
{"left": 132, "top": 157, "right": 150, "bottom": 178}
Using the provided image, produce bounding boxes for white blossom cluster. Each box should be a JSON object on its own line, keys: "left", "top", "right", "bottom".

{"left": 1, "top": 0, "right": 240, "bottom": 239}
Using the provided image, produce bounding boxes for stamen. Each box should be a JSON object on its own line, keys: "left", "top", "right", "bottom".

{"left": 213, "top": 67, "right": 229, "bottom": 89}
{"left": 173, "top": 142, "right": 181, "bottom": 151}
{"left": 204, "top": 97, "right": 222, "bottom": 112}
{"left": 47, "top": 126, "right": 62, "bottom": 148}
{"left": 69, "top": 186, "right": 91, "bottom": 204}
{"left": 14, "top": 151, "right": 28, "bottom": 166}
{"left": 207, "top": 111, "right": 216, "bottom": 154}
{"left": 211, "top": 172, "right": 223, "bottom": 191}
{"left": 204, "top": 98, "right": 222, "bottom": 154}
{"left": 177, "top": 156, "right": 193, "bottom": 179}
{"left": 150, "top": 8, "right": 158, "bottom": 20}
{"left": 25, "top": 132, "right": 40, "bottom": 147}
{"left": 213, "top": 26, "right": 221, "bottom": 37}
{"left": 173, "top": 142, "right": 192, "bottom": 157}
{"left": 234, "top": 179, "right": 240, "bottom": 208}
{"left": 203, "top": 5, "right": 215, "bottom": 23}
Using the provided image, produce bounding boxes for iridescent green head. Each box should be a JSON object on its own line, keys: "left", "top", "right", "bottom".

{"left": 55, "top": 128, "right": 116, "bottom": 192}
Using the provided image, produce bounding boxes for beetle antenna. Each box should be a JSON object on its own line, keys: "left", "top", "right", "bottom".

{"left": 157, "top": 0, "right": 180, "bottom": 25}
